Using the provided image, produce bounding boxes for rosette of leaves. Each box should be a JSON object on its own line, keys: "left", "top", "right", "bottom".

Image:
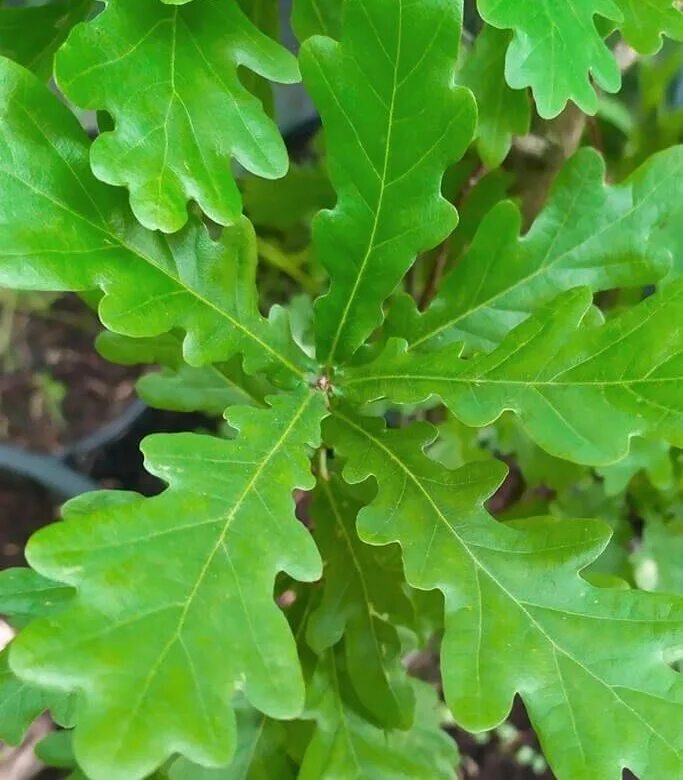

{"left": 0, "top": 1, "right": 682, "bottom": 779}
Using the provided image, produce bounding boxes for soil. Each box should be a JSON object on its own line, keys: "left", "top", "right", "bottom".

{"left": 0, "top": 295, "right": 140, "bottom": 453}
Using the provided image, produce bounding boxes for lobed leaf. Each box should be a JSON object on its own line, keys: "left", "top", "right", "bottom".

{"left": 477, "top": 0, "right": 623, "bottom": 117}
{"left": 55, "top": 0, "right": 298, "bottom": 232}
{"left": 345, "top": 284, "right": 683, "bottom": 465}
{"left": 477, "top": 0, "right": 683, "bottom": 117}
{"left": 326, "top": 409, "right": 683, "bottom": 779}
{"left": 10, "top": 389, "right": 327, "bottom": 780}
{"left": 387, "top": 147, "right": 683, "bottom": 355}
{"left": 301, "top": 0, "right": 476, "bottom": 366}
{"left": 307, "top": 476, "right": 415, "bottom": 729}
{"left": 0, "top": 58, "right": 311, "bottom": 386}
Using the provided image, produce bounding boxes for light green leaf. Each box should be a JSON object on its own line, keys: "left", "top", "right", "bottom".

{"left": 613, "top": 0, "right": 683, "bottom": 55}
{"left": 307, "top": 476, "right": 414, "bottom": 729}
{"left": 301, "top": 0, "right": 476, "bottom": 366}
{"left": 387, "top": 147, "right": 682, "bottom": 355}
{"left": 597, "top": 438, "right": 674, "bottom": 496}
{"left": 292, "top": 0, "right": 342, "bottom": 40}
{"left": 459, "top": 25, "right": 530, "bottom": 168}
{"left": 97, "top": 332, "right": 270, "bottom": 414}
{"left": 166, "top": 698, "right": 295, "bottom": 779}
{"left": 477, "top": 0, "right": 623, "bottom": 118}
{"left": 326, "top": 409, "right": 683, "bottom": 780}
{"left": 299, "top": 653, "right": 458, "bottom": 780}
{"left": 0, "top": 58, "right": 311, "bottom": 386}
{"left": 55, "top": 0, "right": 299, "bottom": 232}
{"left": 10, "top": 389, "right": 327, "bottom": 780}
{"left": 344, "top": 285, "right": 683, "bottom": 465}
{"left": 0, "top": 0, "right": 92, "bottom": 80}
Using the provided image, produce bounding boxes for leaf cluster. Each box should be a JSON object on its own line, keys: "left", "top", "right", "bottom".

{"left": 0, "top": 1, "right": 682, "bottom": 778}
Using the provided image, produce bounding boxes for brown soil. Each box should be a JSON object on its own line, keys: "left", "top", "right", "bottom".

{"left": 0, "top": 294, "right": 140, "bottom": 453}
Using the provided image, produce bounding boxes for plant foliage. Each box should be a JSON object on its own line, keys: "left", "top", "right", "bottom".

{"left": 0, "top": 0, "right": 682, "bottom": 778}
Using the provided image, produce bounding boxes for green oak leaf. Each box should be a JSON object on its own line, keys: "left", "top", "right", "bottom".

{"left": 596, "top": 438, "right": 674, "bottom": 496}
{"left": 344, "top": 285, "right": 683, "bottom": 465}
{"left": 301, "top": 0, "right": 476, "bottom": 366}
{"left": 0, "top": 58, "right": 311, "bottom": 386}
{"left": 387, "top": 147, "right": 683, "bottom": 355}
{"left": 459, "top": 25, "right": 530, "bottom": 168}
{"left": 0, "top": 568, "right": 73, "bottom": 746}
{"left": 299, "top": 653, "right": 458, "bottom": 780}
{"left": 97, "top": 332, "right": 270, "bottom": 414}
{"left": 613, "top": 0, "right": 683, "bottom": 55}
{"left": 477, "top": 0, "right": 623, "bottom": 118}
{"left": 307, "top": 475, "right": 415, "bottom": 729}
{"left": 292, "top": 0, "right": 342, "bottom": 40}
{"left": 10, "top": 389, "right": 327, "bottom": 780}
{"left": 0, "top": 0, "right": 92, "bottom": 80}
{"left": 55, "top": 0, "right": 299, "bottom": 232}
{"left": 326, "top": 409, "right": 683, "bottom": 779}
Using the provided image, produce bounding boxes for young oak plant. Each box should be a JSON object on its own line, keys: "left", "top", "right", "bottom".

{"left": 0, "top": 0, "right": 682, "bottom": 778}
